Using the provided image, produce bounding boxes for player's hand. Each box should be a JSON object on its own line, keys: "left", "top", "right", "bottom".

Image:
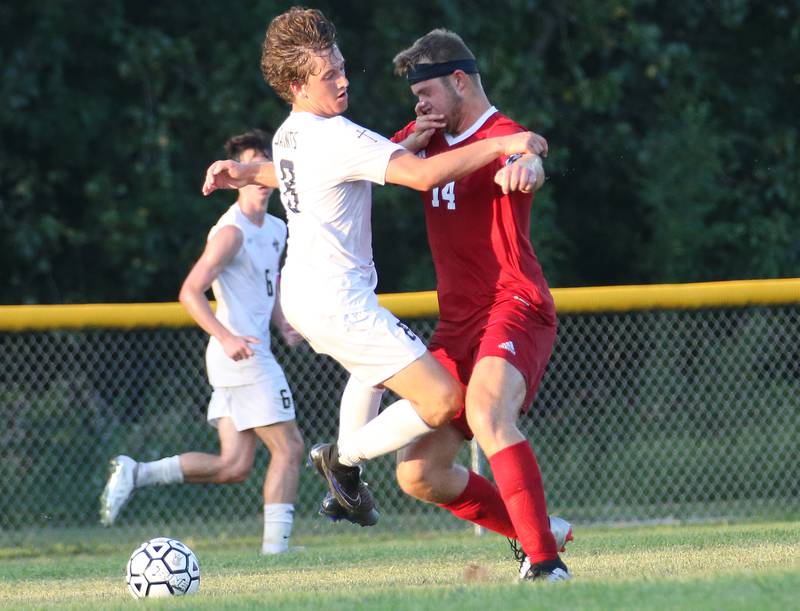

{"left": 500, "top": 131, "right": 548, "bottom": 158}
{"left": 202, "top": 160, "right": 252, "bottom": 196}
{"left": 221, "top": 335, "right": 260, "bottom": 361}
{"left": 494, "top": 154, "right": 543, "bottom": 194}
{"left": 406, "top": 101, "right": 445, "bottom": 151}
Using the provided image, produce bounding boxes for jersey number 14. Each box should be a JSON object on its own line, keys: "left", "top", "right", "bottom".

{"left": 431, "top": 181, "right": 456, "bottom": 210}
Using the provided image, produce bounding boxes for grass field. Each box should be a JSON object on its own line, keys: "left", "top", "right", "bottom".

{"left": 1, "top": 520, "right": 798, "bottom": 610}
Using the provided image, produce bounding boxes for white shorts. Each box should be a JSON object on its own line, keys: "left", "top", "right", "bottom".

{"left": 290, "top": 305, "right": 427, "bottom": 387}
{"left": 207, "top": 374, "right": 296, "bottom": 432}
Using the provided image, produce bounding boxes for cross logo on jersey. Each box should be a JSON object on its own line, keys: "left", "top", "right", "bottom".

{"left": 273, "top": 238, "right": 280, "bottom": 252}
{"left": 356, "top": 129, "right": 377, "bottom": 142}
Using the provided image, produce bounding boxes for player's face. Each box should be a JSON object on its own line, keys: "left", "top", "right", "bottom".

{"left": 411, "top": 75, "right": 464, "bottom": 134}
{"left": 238, "top": 148, "right": 273, "bottom": 204}
{"left": 296, "top": 46, "right": 349, "bottom": 117}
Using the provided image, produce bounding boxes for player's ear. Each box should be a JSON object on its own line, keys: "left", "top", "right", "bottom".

{"left": 289, "top": 81, "right": 306, "bottom": 100}
{"left": 455, "top": 70, "right": 473, "bottom": 96}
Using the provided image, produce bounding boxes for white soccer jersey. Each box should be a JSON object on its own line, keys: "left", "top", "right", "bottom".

{"left": 205, "top": 203, "right": 287, "bottom": 387}
{"left": 271, "top": 112, "right": 403, "bottom": 316}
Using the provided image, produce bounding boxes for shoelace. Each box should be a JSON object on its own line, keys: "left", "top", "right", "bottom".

{"left": 507, "top": 537, "right": 526, "bottom": 571}
{"left": 509, "top": 538, "right": 564, "bottom": 579}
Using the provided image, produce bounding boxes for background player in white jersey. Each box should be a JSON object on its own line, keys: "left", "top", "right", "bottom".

{"left": 201, "top": 8, "right": 548, "bottom": 526}
{"left": 100, "top": 130, "right": 306, "bottom": 555}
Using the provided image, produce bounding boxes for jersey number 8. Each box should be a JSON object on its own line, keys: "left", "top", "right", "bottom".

{"left": 279, "top": 160, "right": 300, "bottom": 214}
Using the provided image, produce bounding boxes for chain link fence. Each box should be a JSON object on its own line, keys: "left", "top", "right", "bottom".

{"left": 1, "top": 299, "right": 798, "bottom": 547}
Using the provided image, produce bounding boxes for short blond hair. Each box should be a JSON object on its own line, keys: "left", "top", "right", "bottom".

{"left": 261, "top": 7, "right": 337, "bottom": 104}
{"left": 393, "top": 29, "right": 475, "bottom": 77}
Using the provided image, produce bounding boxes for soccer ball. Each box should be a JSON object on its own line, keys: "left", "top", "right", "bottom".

{"left": 126, "top": 537, "right": 200, "bottom": 599}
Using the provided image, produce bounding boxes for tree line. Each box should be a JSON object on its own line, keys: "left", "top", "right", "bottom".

{"left": 1, "top": 0, "right": 797, "bottom": 304}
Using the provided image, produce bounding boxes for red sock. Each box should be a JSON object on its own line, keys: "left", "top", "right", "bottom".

{"left": 489, "top": 440, "right": 557, "bottom": 563}
{"left": 438, "top": 470, "right": 516, "bottom": 538}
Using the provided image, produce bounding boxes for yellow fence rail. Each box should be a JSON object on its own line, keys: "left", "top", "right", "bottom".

{"left": 1, "top": 278, "right": 798, "bottom": 331}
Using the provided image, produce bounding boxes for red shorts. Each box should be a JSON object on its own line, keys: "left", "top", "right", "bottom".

{"left": 429, "top": 298, "right": 557, "bottom": 439}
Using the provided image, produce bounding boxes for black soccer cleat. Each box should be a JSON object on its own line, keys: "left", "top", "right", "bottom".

{"left": 308, "top": 443, "right": 379, "bottom": 526}
{"left": 319, "top": 491, "right": 379, "bottom": 527}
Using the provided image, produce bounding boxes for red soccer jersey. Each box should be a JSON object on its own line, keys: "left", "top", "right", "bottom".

{"left": 392, "top": 109, "right": 555, "bottom": 334}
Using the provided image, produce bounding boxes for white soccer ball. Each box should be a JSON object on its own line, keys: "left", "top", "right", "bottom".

{"left": 125, "top": 537, "right": 200, "bottom": 599}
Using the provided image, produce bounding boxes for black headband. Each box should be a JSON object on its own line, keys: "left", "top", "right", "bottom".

{"left": 406, "top": 59, "right": 479, "bottom": 84}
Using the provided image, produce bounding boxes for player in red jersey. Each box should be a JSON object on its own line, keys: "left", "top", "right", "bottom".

{"left": 388, "top": 29, "right": 572, "bottom": 582}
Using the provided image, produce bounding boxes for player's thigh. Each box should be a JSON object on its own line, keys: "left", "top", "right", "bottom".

{"left": 466, "top": 356, "right": 527, "bottom": 429}
{"left": 467, "top": 307, "right": 556, "bottom": 427}
{"left": 252, "top": 419, "right": 304, "bottom": 459}
{"left": 216, "top": 417, "right": 258, "bottom": 470}
{"left": 382, "top": 351, "right": 464, "bottom": 425}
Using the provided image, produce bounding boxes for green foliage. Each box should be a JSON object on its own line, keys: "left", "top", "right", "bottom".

{"left": 1, "top": 1, "right": 798, "bottom": 303}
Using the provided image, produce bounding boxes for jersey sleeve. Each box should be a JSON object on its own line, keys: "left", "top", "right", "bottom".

{"left": 486, "top": 117, "right": 528, "bottom": 166}
{"left": 207, "top": 208, "right": 243, "bottom": 242}
{"left": 327, "top": 117, "right": 404, "bottom": 185}
{"left": 391, "top": 120, "right": 418, "bottom": 144}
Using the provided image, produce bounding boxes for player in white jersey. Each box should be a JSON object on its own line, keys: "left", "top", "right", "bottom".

{"left": 201, "top": 8, "right": 548, "bottom": 526}
{"left": 101, "top": 130, "right": 306, "bottom": 554}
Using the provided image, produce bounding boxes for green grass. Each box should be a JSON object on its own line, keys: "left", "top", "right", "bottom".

{"left": 1, "top": 521, "right": 798, "bottom": 610}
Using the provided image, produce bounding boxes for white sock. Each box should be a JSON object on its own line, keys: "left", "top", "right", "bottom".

{"left": 261, "top": 503, "right": 294, "bottom": 554}
{"left": 136, "top": 455, "right": 184, "bottom": 487}
{"left": 337, "top": 399, "right": 434, "bottom": 466}
{"left": 338, "top": 375, "right": 383, "bottom": 437}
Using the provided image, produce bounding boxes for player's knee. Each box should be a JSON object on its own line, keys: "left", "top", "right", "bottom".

{"left": 268, "top": 425, "right": 305, "bottom": 466}
{"left": 395, "top": 461, "right": 435, "bottom": 501}
{"left": 423, "top": 380, "right": 464, "bottom": 428}
{"left": 465, "top": 398, "right": 502, "bottom": 436}
{"left": 282, "top": 428, "right": 306, "bottom": 466}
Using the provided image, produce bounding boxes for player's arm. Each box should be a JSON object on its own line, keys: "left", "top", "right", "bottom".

{"left": 202, "top": 161, "right": 278, "bottom": 196}
{"left": 493, "top": 153, "right": 546, "bottom": 195}
{"left": 179, "top": 226, "right": 260, "bottom": 361}
{"left": 385, "top": 130, "right": 547, "bottom": 192}
{"left": 270, "top": 276, "right": 304, "bottom": 347}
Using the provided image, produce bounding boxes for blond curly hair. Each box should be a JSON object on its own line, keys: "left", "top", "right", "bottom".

{"left": 261, "top": 7, "right": 338, "bottom": 104}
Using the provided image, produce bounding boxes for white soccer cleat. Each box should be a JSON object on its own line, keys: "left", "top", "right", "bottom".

{"left": 509, "top": 515, "right": 574, "bottom": 581}
{"left": 100, "top": 455, "right": 138, "bottom": 526}
{"left": 518, "top": 556, "right": 572, "bottom": 582}
{"left": 549, "top": 516, "right": 574, "bottom": 552}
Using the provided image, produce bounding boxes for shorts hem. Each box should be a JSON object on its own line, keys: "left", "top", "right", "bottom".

{"left": 207, "top": 411, "right": 296, "bottom": 432}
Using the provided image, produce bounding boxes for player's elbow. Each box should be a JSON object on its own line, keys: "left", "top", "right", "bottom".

{"left": 178, "top": 283, "right": 190, "bottom": 306}
{"left": 178, "top": 281, "right": 193, "bottom": 307}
